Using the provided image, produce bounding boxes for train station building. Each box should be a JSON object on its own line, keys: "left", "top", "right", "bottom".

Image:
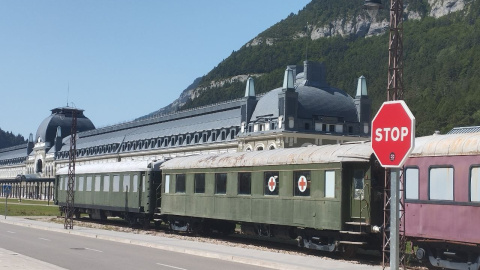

{"left": 0, "top": 61, "right": 371, "bottom": 198}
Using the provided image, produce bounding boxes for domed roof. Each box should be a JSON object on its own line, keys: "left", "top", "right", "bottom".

{"left": 250, "top": 84, "right": 358, "bottom": 123}
{"left": 296, "top": 83, "right": 358, "bottom": 122}
{"left": 36, "top": 107, "right": 95, "bottom": 145}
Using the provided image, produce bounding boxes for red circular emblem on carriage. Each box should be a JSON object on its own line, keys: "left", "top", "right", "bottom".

{"left": 298, "top": 175, "right": 307, "bottom": 192}
{"left": 268, "top": 176, "right": 276, "bottom": 192}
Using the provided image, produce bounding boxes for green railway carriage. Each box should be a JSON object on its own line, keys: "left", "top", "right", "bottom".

{"left": 55, "top": 160, "right": 163, "bottom": 226}
{"left": 160, "top": 142, "right": 384, "bottom": 253}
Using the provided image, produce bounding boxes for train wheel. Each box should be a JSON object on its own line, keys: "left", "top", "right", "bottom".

{"left": 342, "top": 245, "right": 357, "bottom": 258}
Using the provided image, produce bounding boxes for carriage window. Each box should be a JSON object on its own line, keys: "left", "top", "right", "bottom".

{"left": 164, "top": 175, "right": 170, "bottom": 193}
{"left": 123, "top": 174, "right": 131, "bottom": 192}
{"left": 64, "top": 176, "right": 68, "bottom": 191}
{"left": 113, "top": 175, "right": 120, "bottom": 192}
{"left": 354, "top": 170, "right": 364, "bottom": 200}
{"left": 65, "top": 176, "right": 69, "bottom": 191}
{"left": 175, "top": 174, "right": 186, "bottom": 193}
{"left": 294, "top": 171, "right": 311, "bottom": 197}
{"left": 325, "top": 171, "right": 335, "bottom": 198}
{"left": 215, "top": 173, "right": 227, "bottom": 194}
{"left": 59, "top": 177, "right": 64, "bottom": 191}
{"left": 195, "top": 173, "right": 205, "bottom": 194}
{"left": 238, "top": 172, "right": 251, "bottom": 195}
{"left": 95, "top": 175, "right": 101, "bottom": 191}
{"left": 470, "top": 167, "right": 480, "bottom": 202}
{"left": 86, "top": 176, "right": 93, "bottom": 191}
{"left": 133, "top": 174, "right": 138, "bottom": 193}
{"left": 78, "top": 176, "right": 84, "bottom": 191}
{"left": 104, "top": 175, "right": 110, "bottom": 192}
{"left": 429, "top": 167, "right": 453, "bottom": 200}
{"left": 264, "top": 171, "right": 279, "bottom": 196}
{"left": 142, "top": 174, "right": 146, "bottom": 192}
{"left": 405, "top": 168, "right": 419, "bottom": 200}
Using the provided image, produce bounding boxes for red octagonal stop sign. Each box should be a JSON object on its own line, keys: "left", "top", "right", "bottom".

{"left": 371, "top": 100, "right": 415, "bottom": 168}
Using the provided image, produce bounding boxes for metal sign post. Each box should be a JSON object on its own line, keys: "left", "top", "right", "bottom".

{"left": 4, "top": 185, "right": 11, "bottom": 219}
{"left": 372, "top": 101, "right": 415, "bottom": 270}
{"left": 390, "top": 169, "right": 400, "bottom": 269}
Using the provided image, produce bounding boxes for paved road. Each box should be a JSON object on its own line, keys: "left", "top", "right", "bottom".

{"left": 0, "top": 222, "right": 267, "bottom": 270}
{"left": 0, "top": 216, "right": 383, "bottom": 270}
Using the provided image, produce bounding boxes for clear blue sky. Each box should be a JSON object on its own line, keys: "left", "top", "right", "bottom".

{"left": 0, "top": 0, "right": 310, "bottom": 139}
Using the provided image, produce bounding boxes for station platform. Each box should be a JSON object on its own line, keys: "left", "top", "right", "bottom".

{"left": 0, "top": 215, "right": 382, "bottom": 270}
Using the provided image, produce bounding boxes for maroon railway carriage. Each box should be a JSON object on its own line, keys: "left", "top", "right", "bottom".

{"left": 404, "top": 132, "right": 480, "bottom": 269}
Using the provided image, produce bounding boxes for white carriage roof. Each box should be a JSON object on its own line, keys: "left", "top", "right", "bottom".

{"left": 410, "top": 132, "right": 480, "bottom": 157}
{"left": 56, "top": 160, "right": 164, "bottom": 175}
{"left": 161, "top": 141, "right": 373, "bottom": 170}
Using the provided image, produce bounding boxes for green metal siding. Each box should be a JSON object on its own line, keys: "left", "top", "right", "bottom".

{"left": 161, "top": 162, "right": 358, "bottom": 231}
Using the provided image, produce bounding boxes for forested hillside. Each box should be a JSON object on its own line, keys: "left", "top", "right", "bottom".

{"left": 0, "top": 128, "right": 26, "bottom": 148}
{"left": 148, "top": 0, "right": 479, "bottom": 136}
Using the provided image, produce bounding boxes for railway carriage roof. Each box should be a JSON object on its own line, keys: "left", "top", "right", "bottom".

{"left": 161, "top": 142, "right": 372, "bottom": 170}
{"left": 411, "top": 132, "right": 480, "bottom": 157}
{"left": 56, "top": 160, "right": 163, "bottom": 175}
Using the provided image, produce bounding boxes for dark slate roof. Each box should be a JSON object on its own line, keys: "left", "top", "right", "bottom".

{"left": 52, "top": 100, "right": 242, "bottom": 155}
{"left": 296, "top": 83, "right": 358, "bottom": 122}
{"left": 36, "top": 107, "right": 95, "bottom": 145}
{"left": 0, "top": 144, "right": 27, "bottom": 163}
{"left": 447, "top": 126, "right": 480, "bottom": 134}
{"left": 250, "top": 88, "right": 282, "bottom": 119}
{"left": 250, "top": 83, "right": 358, "bottom": 123}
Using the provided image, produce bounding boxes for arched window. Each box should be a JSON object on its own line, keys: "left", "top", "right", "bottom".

{"left": 36, "top": 159, "right": 43, "bottom": 173}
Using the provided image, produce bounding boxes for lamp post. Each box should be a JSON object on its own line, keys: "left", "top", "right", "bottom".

{"left": 364, "top": 0, "right": 405, "bottom": 269}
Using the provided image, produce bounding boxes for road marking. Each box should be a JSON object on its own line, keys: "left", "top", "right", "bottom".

{"left": 7, "top": 231, "right": 15, "bottom": 234}
{"left": 39, "top": 238, "right": 51, "bottom": 241}
{"left": 156, "top": 263, "right": 187, "bottom": 270}
{"left": 85, "top": 248, "right": 103, "bottom": 253}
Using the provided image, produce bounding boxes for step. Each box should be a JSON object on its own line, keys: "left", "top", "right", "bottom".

{"left": 338, "top": 241, "right": 368, "bottom": 245}
{"left": 339, "top": 231, "right": 367, "bottom": 235}
{"left": 344, "top": 221, "right": 370, "bottom": 226}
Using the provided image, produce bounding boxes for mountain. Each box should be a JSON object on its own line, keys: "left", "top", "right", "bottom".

{"left": 0, "top": 128, "right": 26, "bottom": 149}
{"left": 141, "top": 0, "right": 479, "bottom": 136}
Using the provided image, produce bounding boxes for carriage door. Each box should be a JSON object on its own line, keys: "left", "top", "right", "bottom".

{"left": 351, "top": 169, "right": 366, "bottom": 220}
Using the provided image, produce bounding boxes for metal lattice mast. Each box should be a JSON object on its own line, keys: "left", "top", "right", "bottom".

{"left": 384, "top": 0, "right": 406, "bottom": 269}
{"left": 64, "top": 109, "right": 77, "bottom": 229}
{"left": 387, "top": 0, "right": 404, "bottom": 101}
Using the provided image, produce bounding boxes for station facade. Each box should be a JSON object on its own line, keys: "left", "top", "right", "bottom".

{"left": 0, "top": 61, "right": 371, "bottom": 199}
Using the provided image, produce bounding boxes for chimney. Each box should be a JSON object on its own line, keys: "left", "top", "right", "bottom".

{"left": 241, "top": 77, "right": 258, "bottom": 124}
{"left": 27, "top": 133, "right": 34, "bottom": 155}
{"left": 354, "top": 75, "right": 371, "bottom": 135}
{"left": 282, "top": 67, "right": 295, "bottom": 91}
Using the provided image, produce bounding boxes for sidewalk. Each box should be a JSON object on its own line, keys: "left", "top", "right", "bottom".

{"left": 0, "top": 247, "right": 66, "bottom": 270}
{"left": 0, "top": 215, "right": 382, "bottom": 270}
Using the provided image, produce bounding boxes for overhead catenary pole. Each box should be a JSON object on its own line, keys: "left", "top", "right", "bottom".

{"left": 365, "top": 0, "right": 406, "bottom": 269}
{"left": 64, "top": 109, "right": 77, "bottom": 229}
{"left": 387, "top": 1, "right": 405, "bottom": 270}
